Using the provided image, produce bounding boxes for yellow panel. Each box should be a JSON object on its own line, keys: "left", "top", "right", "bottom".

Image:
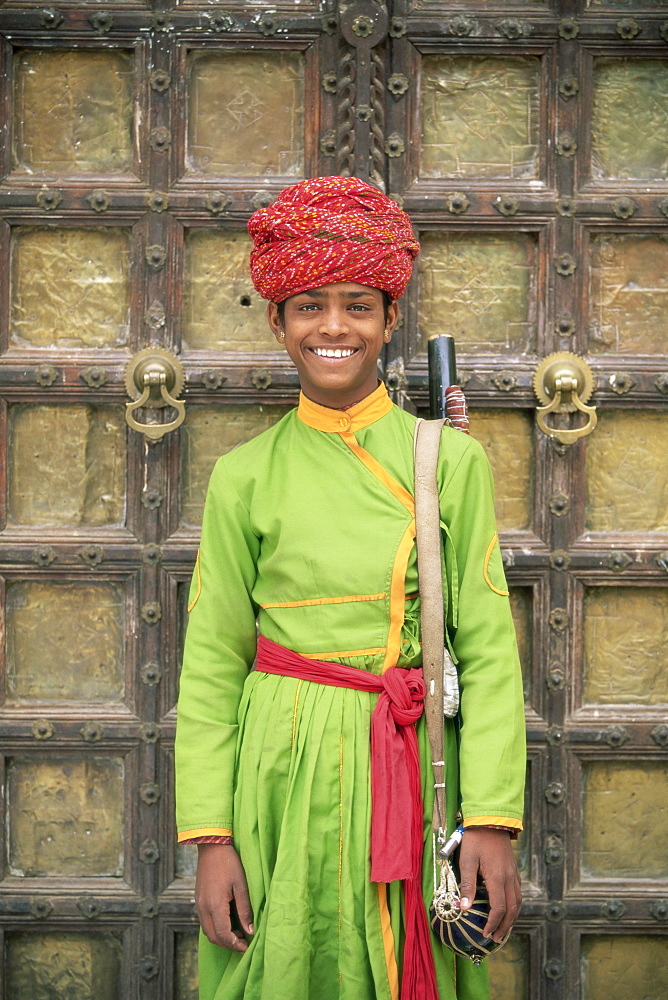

{"left": 592, "top": 59, "right": 668, "bottom": 180}
{"left": 13, "top": 50, "right": 133, "bottom": 174}
{"left": 8, "top": 757, "right": 124, "bottom": 876}
{"left": 585, "top": 411, "right": 668, "bottom": 532}
{"left": 584, "top": 587, "right": 668, "bottom": 706}
{"left": 421, "top": 56, "right": 540, "bottom": 180}
{"left": 469, "top": 409, "right": 533, "bottom": 531}
{"left": 187, "top": 51, "right": 304, "bottom": 176}
{"left": 6, "top": 582, "right": 124, "bottom": 702}
{"left": 488, "top": 933, "right": 529, "bottom": 1000}
{"left": 6, "top": 932, "right": 122, "bottom": 1000}
{"left": 509, "top": 587, "right": 532, "bottom": 704}
{"left": 180, "top": 405, "right": 292, "bottom": 526}
{"left": 418, "top": 233, "right": 537, "bottom": 354}
{"left": 589, "top": 234, "right": 668, "bottom": 354}
{"left": 175, "top": 843, "right": 198, "bottom": 879}
{"left": 581, "top": 936, "right": 668, "bottom": 1000}
{"left": 8, "top": 404, "right": 126, "bottom": 526}
{"left": 183, "top": 230, "right": 279, "bottom": 352}
{"left": 175, "top": 932, "right": 199, "bottom": 1000}
{"left": 581, "top": 761, "right": 668, "bottom": 878}
{"left": 11, "top": 227, "right": 131, "bottom": 349}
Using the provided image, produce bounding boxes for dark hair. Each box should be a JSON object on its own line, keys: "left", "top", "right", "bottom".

{"left": 276, "top": 290, "right": 392, "bottom": 327}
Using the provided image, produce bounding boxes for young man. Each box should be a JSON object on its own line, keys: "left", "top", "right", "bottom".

{"left": 175, "top": 176, "right": 525, "bottom": 1000}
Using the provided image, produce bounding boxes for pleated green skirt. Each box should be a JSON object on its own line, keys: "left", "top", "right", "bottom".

{"left": 198, "top": 670, "right": 490, "bottom": 1000}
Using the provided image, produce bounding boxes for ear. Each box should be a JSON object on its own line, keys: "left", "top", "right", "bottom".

{"left": 267, "top": 301, "right": 283, "bottom": 343}
{"left": 384, "top": 300, "right": 400, "bottom": 342}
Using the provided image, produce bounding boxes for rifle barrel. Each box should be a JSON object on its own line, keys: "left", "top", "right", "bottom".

{"left": 427, "top": 335, "right": 457, "bottom": 420}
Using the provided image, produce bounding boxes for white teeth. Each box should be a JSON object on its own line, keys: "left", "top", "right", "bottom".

{"left": 313, "top": 347, "right": 355, "bottom": 358}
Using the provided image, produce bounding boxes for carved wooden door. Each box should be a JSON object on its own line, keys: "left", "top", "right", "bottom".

{"left": 1, "top": 1, "right": 667, "bottom": 999}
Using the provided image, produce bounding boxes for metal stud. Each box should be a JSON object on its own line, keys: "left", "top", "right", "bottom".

{"left": 149, "top": 127, "right": 171, "bottom": 153}
{"left": 555, "top": 254, "right": 576, "bottom": 277}
{"left": 604, "top": 725, "right": 629, "bottom": 748}
{"left": 33, "top": 545, "right": 56, "bottom": 567}
{"left": 496, "top": 18, "right": 531, "bottom": 39}
{"left": 80, "top": 722, "right": 104, "bottom": 743}
{"left": 141, "top": 545, "right": 163, "bottom": 566}
{"left": 140, "top": 782, "right": 161, "bottom": 805}
{"left": 150, "top": 70, "right": 170, "bottom": 93}
{"left": 141, "top": 602, "right": 162, "bottom": 625}
{"left": 251, "top": 190, "right": 274, "bottom": 211}
{"left": 79, "top": 545, "right": 104, "bottom": 567}
{"left": 40, "top": 7, "right": 63, "bottom": 29}
{"left": 36, "top": 187, "right": 63, "bottom": 211}
{"left": 609, "top": 372, "right": 635, "bottom": 394}
{"left": 142, "top": 489, "right": 163, "bottom": 510}
{"left": 547, "top": 664, "right": 565, "bottom": 690}
{"left": 32, "top": 719, "right": 55, "bottom": 740}
{"left": 203, "top": 371, "right": 227, "bottom": 391}
{"left": 385, "top": 134, "right": 405, "bottom": 158}
{"left": 207, "top": 12, "right": 234, "bottom": 32}
{"left": 549, "top": 608, "right": 569, "bottom": 631}
{"left": 544, "top": 781, "right": 565, "bottom": 805}
{"left": 141, "top": 723, "right": 161, "bottom": 744}
{"left": 559, "top": 75, "right": 579, "bottom": 100}
{"left": 601, "top": 899, "right": 626, "bottom": 921}
{"left": 556, "top": 196, "right": 576, "bottom": 217}
{"left": 80, "top": 366, "right": 107, "bottom": 389}
{"left": 30, "top": 898, "right": 54, "bottom": 919}
{"left": 612, "top": 196, "right": 637, "bottom": 220}
{"left": 322, "top": 72, "right": 337, "bottom": 94}
{"left": 140, "top": 663, "right": 162, "bottom": 687}
{"left": 35, "top": 365, "right": 59, "bottom": 387}
{"left": 251, "top": 369, "right": 272, "bottom": 390}
{"left": 650, "top": 900, "right": 668, "bottom": 921}
{"left": 140, "top": 957, "right": 160, "bottom": 981}
{"left": 549, "top": 493, "right": 570, "bottom": 516}
{"left": 550, "top": 550, "right": 570, "bottom": 571}
{"left": 140, "top": 840, "right": 160, "bottom": 864}
{"left": 388, "top": 17, "right": 407, "bottom": 38}
{"left": 493, "top": 372, "right": 517, "bottom": 392}
{"left": 556, "top": 133, "right": 577, "bottom": 157}
{"left": 148, "top": 192, "right": 169, "bottom": 213}
{"left": 257, "top": 13, "right": 278, "bottom": 35}
{"left": 445, "top": 192, "right": 470, "bottom": 215}
{"left": 205, "top": 192, "right": 231, "bottom": 216}
{"left": 387, "top": 74, "right": 409, "bottom": 97}
{"left": 495, "top": 194, "right": 519, "bottom": 216}
{"left": 447, "top": 15, "right": 475, "bottom": 37}
{"left": 617, "top": 18, "right": 640, "bottom": 39}
{"left": 606, "top": 551, "right": 631, "bottom": 572}
{"left": 558, "top": 18, "right": 579, "bottom": 39}
{"left": 90, "top": 11, "right": 113, "bottom": 34}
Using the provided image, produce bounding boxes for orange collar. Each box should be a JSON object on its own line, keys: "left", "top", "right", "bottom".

{"left": 298, "top": 382, "right": 393, "bottom": 433}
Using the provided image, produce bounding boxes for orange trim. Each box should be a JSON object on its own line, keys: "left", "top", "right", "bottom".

{"left": 297, "top": 381, "right": 393, "bottom": 433}
{"left": 261, "top": 592, "right": 386, "bottom": 610}
{"left": 377, "top": 884, "right": 399, "bottom": 1000}
{"left": 301, "top": 647, "right": 386, "bottom": 659}
{"left": 483, "top": 532, "right": 509, "bottom": 597}
{"left": 340, "top": 431, "right": 414, "bottom": 514}
{"left": 177, "top": 827, "right": 233, "bottom": 842}
{"left": 464, "top": 816, "right": 523, "bottom": 831}
{"left": 187, "top": 550, "right": 202, "bottom": 612}
{"left": 383, "top": 519, "right": 417, "bottom": 673}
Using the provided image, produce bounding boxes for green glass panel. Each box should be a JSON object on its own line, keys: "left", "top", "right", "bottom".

{"left": 585, "top": 411, "right": 668, "bottom": 532}
{"left": 421, "top": 56, "right": 540, "bottom": 180}
{"left": 183, "top": 230, "right": 279, "bottom": 352}
{"left": 6, "top": 581, "right": 124, "bottom": 703}
{"left": 488, "top": 933, "right": 529, "bottom": 1000}
{"left": 13, "top": 50, "right": 133, "bottom": 174}
{"left": 7, "top": 757, "right": 124, "bottom": 877}
{"left": 8, "top": 404, "right": 126, "bottom": 526}
{"left": 175, "top": 932, "right": 199, "bottom": 1000}
{"left": 581, "top": 761, "right": 668, "bottom": 878}
{"left": 5, "top": 932, "right": 123, "bottom": 1000}
{"left": 581, "top": 936, "right": 668, "bottom": 1000}
{"left": 176, "top": 843, "right": 198, "bottom": 879}
{"left": 180, "top": 405, "right": 292, "bottom": 526}
{"left": 187, "top": 51, "right": 304, "bottom": 176}
{"left": 592, "top": 59, "right": 668, "bottom": 180}
{"left": 589, "top": 234, "right": 668, "bottom": 354}
{"left": 509, "top": 587, "right": 532, "bottom": 704}
{"left": 469, "top": 409, "right": 533, "bottom": 531}
{"left": 11, "top": 227, "right": 131, "bottom": 348}
{"left": 418, "top": 233, "right": 537, "bottom": 354}
{"left": 583, "top": 587, "right": 668, "bottom": 706}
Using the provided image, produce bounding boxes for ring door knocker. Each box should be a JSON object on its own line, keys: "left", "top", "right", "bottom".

{"left": 533, "top": 352, "right": 597, "bottom": 445}
{"left": 124, "top": 348, "right": 185, "bottom": 441}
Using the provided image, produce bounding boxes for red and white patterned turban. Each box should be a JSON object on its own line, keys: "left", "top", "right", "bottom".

{"left": 248, "top": 176, "right": 420, "bottom": 302}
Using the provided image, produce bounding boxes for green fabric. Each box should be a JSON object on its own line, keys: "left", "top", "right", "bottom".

{"left": 175, "top": 389, "right": 525, "bottom": 999}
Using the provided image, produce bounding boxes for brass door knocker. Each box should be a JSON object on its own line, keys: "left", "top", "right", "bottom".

{"left": 125, "top": 348, "right": 185, "bottom": 441}
{"left": 533, "top": 352, "right": 597, "bottom": 445}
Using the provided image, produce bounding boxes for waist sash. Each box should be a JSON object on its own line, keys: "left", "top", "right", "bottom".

{"left": 256, "top": 634, "right": 439, "bottom": 1000}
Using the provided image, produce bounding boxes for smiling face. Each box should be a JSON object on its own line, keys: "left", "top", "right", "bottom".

{"left": 267, "top": 282, "right": 399, "bottom": 409}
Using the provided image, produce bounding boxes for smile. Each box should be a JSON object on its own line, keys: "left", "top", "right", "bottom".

{"left": 309, "top": 347, "right": 358, "bottom": 359}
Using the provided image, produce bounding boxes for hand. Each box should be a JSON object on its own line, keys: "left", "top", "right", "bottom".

{"left": 195, "top": 844, "right": 254, "bottom": 952}
{"left": 457, "top": 828, "right": 521, "bottom": 943}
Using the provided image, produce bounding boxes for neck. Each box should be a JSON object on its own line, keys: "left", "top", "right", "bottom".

{"left": 301, "top": 379, "right": 382, "bottom": 411}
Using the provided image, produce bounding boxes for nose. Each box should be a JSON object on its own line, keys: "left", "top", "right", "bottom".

{"left": 318, "top": 306, "right": 349, "bottom": 337}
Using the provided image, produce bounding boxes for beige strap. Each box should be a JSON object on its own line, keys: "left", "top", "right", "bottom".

{"left": 414, "top": 418, "right": 447, "bottom": 833}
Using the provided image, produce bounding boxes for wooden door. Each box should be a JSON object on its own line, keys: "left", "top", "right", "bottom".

{"left": 0, "top": 1, "right": 666, "bottom": 998}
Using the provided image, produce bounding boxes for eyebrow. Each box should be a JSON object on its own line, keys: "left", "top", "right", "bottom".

{"left": 299, "top": 289, "right": 374, "bottom": 300}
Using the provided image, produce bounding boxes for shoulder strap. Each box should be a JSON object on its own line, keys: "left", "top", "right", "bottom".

{"left": 414, "top": 418, "right": 447, "bottom": 833}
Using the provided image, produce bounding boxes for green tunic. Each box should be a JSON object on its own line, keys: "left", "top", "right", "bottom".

{"left": 175, "top": 382, "right": 525, "bottom": 1000}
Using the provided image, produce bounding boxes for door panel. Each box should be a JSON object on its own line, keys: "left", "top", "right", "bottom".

{"left": 0, "top": 1, "right": 666, "bottom": 998}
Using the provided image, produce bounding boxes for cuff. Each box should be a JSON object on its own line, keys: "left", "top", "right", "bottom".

{"left": 177, "top": 827, "right": 233, "bottom": 844}
{"left": 464, "top": 815, "right": 523, "bottom": 839}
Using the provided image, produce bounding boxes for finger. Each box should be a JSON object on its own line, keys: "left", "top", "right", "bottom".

{"left": 232, "top": 877, "right": 254, "bottom": 936}
{"left": 481, "top": 877, "right": 507, "bottom": 938}
{"left": 457, "top": 853, "right": 480, "bottom": 912}
{"left": 493, "top": 880, "right": 522, "bottom": 942}
{"left": 211, "top": 905, "right": 249, "bottom": 952}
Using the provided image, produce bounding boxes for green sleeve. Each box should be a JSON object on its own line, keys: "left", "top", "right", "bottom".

{"left": 174, "top": 456, "right": 260, "bottom": 836}
{"left": 440, "top": 434, "right": 526, "bottom": 828}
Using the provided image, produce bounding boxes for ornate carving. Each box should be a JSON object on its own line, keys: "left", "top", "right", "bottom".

{"left": 322, "top": 72, "right": 337, "bottom": 94}
{"left": 601, "top": 899, "right": 626, "bottom": 921}
{"left": 80, "top": 366, "right": 106, "bottom": 388}
{"left": 556, "top": 133, "right": 577, "bottom": 157}
{"left": 36, "top": 187, "right": 62, "bottom": 211}
{"left": 140, "top": 782, "right": 161, "bottom": 805}
{"left": 550, "top": 493, "right": 570, "bottom": 517}
{"left": 609, "top": 372, "right": 635, "bottom": 394}
{"left": 141, "top": 723, "right": 160, "bottom": 744}
{"left": 32, "top": 719, "right": 54, "bottom": 740}
{"left": 205, "top": 192, "right": 231, "bottom": 216}
{"left": 141, "top": 545, "right": 162, "bottom": 566}
{"left": 80, "top": 722, "right": 104, "bottom": 743}
{"left": 202, "top": 370, "right": 227, "bottom": 391}
{"left": 556, "top": 196, "right": 576, "bottom": 217}
{"left": 33, "top": 545, "right": 56, "bottom": 567}
{"left": 90, "top": 11, "right": 113, "bottom": 34}
{"left": 141, "top": 663, "right": 162, "bottom": 687}
{"left": 35, "top": 364, "right": 59, "bottom": 387}
{"left": 150, "top": 70, "right": 170, "bottom": 93}
{"left": 447, "top": 15, "right": 475, "bottom": 37}
{"left": 251, "top": 369, "right": 272, "bottom": 390}
{"left": 549, "top": 608, "right": 569, "bottom": 631}
{"left": 141, "top": 602, "right": 162, "bottom": 625}
{"left": 555, "top": 253, "right": 576, "bottom": 277}
{"left": 544, "top": 782, "right": 565, "bottom": 805}
{"left": 612, "top": 196, "right": 638, "bottom": 220}
{"left": 496, "top": 18, "right": 532, "bottom": 40}
{"left": 149, "top": 127, "right": 171, "bottom": 152}
{"left": 559, "top": 75, "right": 579, "bottom": 100}
{"left": 604, "top": 725, "right": 630, "bottom": 748}
{"left": 550, "top": 550, "right": 571, "bottom": 571}
{"left": 445, "top": 192, "right": 470, "bottom": 215}
{"left": 384, "top": 134, "right": 405, "bottom": 157}
{"left": 257, "top": 14, "right": 278, "bottom": 36}
{"left": 148, "top": 192, "right": 169, "bottom": 213}
{"left": 207, "top": 12, "right": 235, "bottom": 33}
{"left": 79, "top": 544, "right": 104, "bottom": 567}
{"left": 606, "top": 551, "right": 631, "bottom": 572}
{"left": 369, "top": 50, "right": 385, "bottom": 186}
{"left": 337, "top": 48, "right": 355, "bottom": 177}
{"left": 558, "top": 19, "right": 579, "bottom": 40}
{"left": 40, "top": 7, "right": 63, "bottom": 29}
{"left": 387, "top": 73, "right": 409, "bottom": 98}
{"left": 493, "top": 372, "right": 517, "bottom": 392}
{"left": 494, "top": 194, "right": 519, "bottom": 216}
{"left": 140, "top": 840, "right": 160, "bottom": 864}
{"left": 617, "top": 18, "right": 640, "bottom": 40}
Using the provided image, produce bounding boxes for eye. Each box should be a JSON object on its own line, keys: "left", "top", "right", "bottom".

{"left": 298, "top": 302, "right": 320, "bottom": 311}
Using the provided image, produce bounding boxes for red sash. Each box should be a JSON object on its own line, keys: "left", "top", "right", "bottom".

{"left": 256, "top": 634, "right": 439, "bottom": 1000}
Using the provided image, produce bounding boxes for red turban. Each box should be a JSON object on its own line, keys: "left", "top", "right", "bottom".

{"left": 248, "top": 176, "right": 420, "bottom": 302}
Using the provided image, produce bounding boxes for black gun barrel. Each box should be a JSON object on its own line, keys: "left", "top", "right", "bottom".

{"left": 427, "top": 334, "right": 457, "bottom": 420}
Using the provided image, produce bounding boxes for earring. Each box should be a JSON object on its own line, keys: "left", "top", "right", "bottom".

{"left": 384, "top": 329, "right": 391, "bottom": 342}
{"left": 278, "top": 330, "right": 285, "bottom": 342}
